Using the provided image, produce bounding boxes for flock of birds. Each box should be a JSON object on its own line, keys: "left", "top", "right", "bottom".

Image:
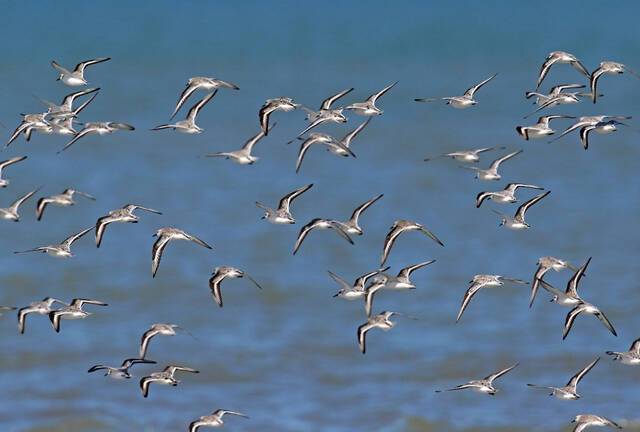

{"left": 1, "top": 50, "right": 639, "bottom": 431}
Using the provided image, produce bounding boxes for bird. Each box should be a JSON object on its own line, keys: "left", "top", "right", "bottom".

{"left": 579, "top": 119, "right": 628, "bottom": 150}
{"left": 0, "top": 156, "right": 27, "bottom": 187}
{"left": 292, "top": 218, "right": 354, "bottom": 255}
{"left": 188, "top": 409, "right": 249, "bottom": 431}
{"left": 39, "top": 87, "right": 100, "bottom": 120}
{"left": 570, "top": 414, "right": 622, "bottom": 431}
{"left": 297, "top": 87, "right": 353, "bottom": 136}
{"left": 46, "top": 91, "right": 99, "bottom": 137}
{"left": 36, "top": 188, "right": 96, "bottom": 221}
{"left": 363, "top": 280, "right": 390, "bottom": 317}
{"left": 294, "top": 133, "right": 355, "bottom": 173}
{"left": 14, "top": 226, "right": 93, "bottom": 258}
{"left": 330, "top": 268, "right": 388, "bottom": 300}
{"left": 456, "top": 275, "right": 528, "bottom": 322}
{"left": 549, "top": 115, "right": 632, "bottom": 143}
{"left": 527, "top": 357, "right": 600, "bottom": 400}
{"left": 208, "top": 266, "right": 263, "bottom": 308}
{"left": 328, "top": 118, "right": 372, "bottom": 156}
{"left": 345, "top": 81, "right": 397, "bottom": 115}
{"left": 0, "top": 187, "right": 40, "bottom": 221}
{"left": 6, "top": 113, "right": 50, "bottom": 148}
{"left": 51, "top": 57, "right": 111, "bottom": 86}
{"left": 171, "top": 76, "right": 239, "bottom": 119}
{"left": 493, "top": 190, "right": 550, "bottom": 230}
{"left": 380, "top": 219, "right": 443, "bottom": 266}
{"left": 415, "top": 73, "right": 497, "bottom": 108}
{"left": 523, "top": 93, "right": 581, "bottom": 119}
{"left": 255, "top": 183, "right": 313, "bottom": 224}
{"left": 95, "top": 204, "right": 162, "bottom": 248}
{"left": 590, "top": 61, "right": 640, "bottom": 103}
{"left": 335, "top": 194, "right": 383, "bottom": 235}
{"left": 373, "top": 260, "right": 436, "bottom": 290}
{"left": 535, "top": 51, "right": 589, "bottom": 89}
{"left": 563, "top": 301, "right": 617, "bottom": 340}
{"left": 476, "top": 183, "right": 544, "bottom": 208}
{"left": 49, "top": 298, "right": 108, "bottom": 333}
{"left": 152, "top": 91, "right": 217, "bottom": 134}
{"left": 17, "top": 297, "right": 68, "bottom": 334}
{"left": 259, "top": 97, "right": 300, "bottom": 134}
{"left": 525, "top": 83, "right": 586, "bottom": 104}
{"left": 516, "top": 115, "right": 575, "bottom": 140}
{"left": 606, "top": 337, "right": 640, "bottom": 365}
{"left": 151, "top": 227, "right": 212, "bottom": 277}
{"left": 529, "top": 256, "right": 579, "bottom": 308}
{"left": 139, "top": 323, "right": 185, "bottom": 358}
{"left": 204, "top": 123, "right": 274, "bottom": 165}
{"left": 59, "top": 121, "right": 135, "bottom": 153}
{"left": 435, "top": 363, "right": 519, "bottom": 395}
{"left": 424, "top": 146, "right": 506, "bottom": 163}
{"left": 460, "top": 150, "right": 522, "bottom": 181}
{"left": 357, "top": 311, "right": 413, "bottom": 354}
{"left": 139, "top": 365, "right": 199, "bottom": 398}
{"left": 537, "top": 257, "right": 590, "bottom": 307}
{"left": 88, "top": 358, "right": 156, "bottom": 379}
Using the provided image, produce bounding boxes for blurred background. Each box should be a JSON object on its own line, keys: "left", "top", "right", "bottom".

{"left": 1, "top": 1, "right": 639, "bottom": 431}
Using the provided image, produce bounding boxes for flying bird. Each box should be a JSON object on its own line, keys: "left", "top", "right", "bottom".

{"left": 527, "top": 357, "right": 600, "bottom": 400}
{"left": 36, "top": 188, "right": 95, "bottom": 221}
{"left": 14, "top": 226, "right": 93, "bottom": 258}
{"left": 416, "top": 74, "right": 497, "bottom": 108}
{"left": 171, "top": 76, "right": 238, "bottom": 119}
{"left": 205, "top": 123, "right": 274, "bottom": 165}
{"left": 51, "top": 57, "right": 111, "bottom": 86}
{"left": 48, "top": 298, "right": 108, "bottom": 333}
{"left": 493, "top": 191, "right": 550, "bottom": 230}
{"left": 188, "top": 409, "right": 249, "bottom": 431}
{"left": 380, "top": 219, "right": 443, "bottom": 266}
{"left": 88, "top": 358, "right": 156, "bottom": 380}
{"left": 255, "top": 183, "right": 313, "bottom": 224}
{"left": 95, "top": 204, "right": 162, "bottom": 248}
{"left": 435, "top": 363, "right": 519, "bottom": 395}
{"left": 208, "top": 266, "right": 263, "bottom": 308}
{"left": 151, "top": 227, "right": 212, "bottom": 277}
{"left": 139, "top": 365, "right": 199, "bottom": 398}
{"left": 345, "top": 82, "right": 397, "bottom": 115}
{"left": 292, "top": 218, "right": 354, "bottom": 255}
{"left": 535, "top": 51, "right": 589, "bottom": 89}
{"left": 153, "top": 91, "right": 217, "bottom": 134}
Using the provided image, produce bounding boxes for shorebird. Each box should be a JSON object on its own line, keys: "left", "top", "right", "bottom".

{"left": 209, "top": 266, "right": 263, "bottom": 307}
{"left": 363, "top": 280, "right": 390, "bottom": 317}
{"left": 476, "top": 183, "right": 544, "bottom": 208}
{"left": 292, "top": 218, "right": 354, "bottom": 255}
{"left": 43, "top": 91, "right": 99, "bottom": 137}
{"left": 6, "top": 113, "right": 50, "bottom": 148}
{"left": 345, "top": 81, "right": 397, "bottom": 115}
{"left": 14, "top": 226, "right": 93, "bottom": 258}
{"left": 460, "top": 150, "right": 522, "bottom": 181}
{"left": 88, "top": 358, "right": 156, "bottom": 379}
{"left": 516, "top": 115, "right": 574, "bottom": 140}
{"left": 189, "top": 409, "right": 249, "bottom": 431}
{"left": 330, "top": 268, "right": 387, "bottom": 300}
{"left": 328, "top": 118, "right": 372, "bottom": 156}
{"left": 49, "top": 298, "right": 108, "bottom": 333}
{"left": 17, "top": 297, "right": 68, "bottom": 334}
{"left": 205, "top": 123, "right": 274, "bottom": 165}
{"left": 493, "top": 190, "right": 550, "bottom": 230}
{"left": 523, "top": 93, "right": 581, "bottom": 118}
{"left": 59, "top": 121, "right": 135, "bottom": 153}
{"left": 549, "top": 115, "right": 632, "bottom": 143}
{"left": 606, "top": 337, "right": 640, "bottom": 365}
{"left": 0, "top": 156, "right": 27, "bottom": 187}
{"left": 255, "top": 183, "right": 313, "bottom": 224}
{"left": 151, "top": 227, "right": 212, "bottom": 277}
{"left": 259, "top": 97, "right": 300, "bottom": 135}
{"left": 40, "top": 88, "right": 100, "bottom": 119}
{"left": 152, "top": 91, "right": 216, "bottom": 134}
{"left": 415, "top": 74, "right": 497, "bottom": 108}
{"left": 538, "top": 257, "right": 590, "bottom": 307}
{"left": 424, "top": 146, "right": 505, "bottom": 163}
{"left": 526, "top": 83, "right": 586, "bottom": 104}
{"left": 590, "top": 61, "right": 640, "bottom": 103}
{"left": 336, "top": 194, "right": 383, "bottom": 235}
{"left": 171, "top": 76, "right": 239, "bottom": 119}
{"left": 0, "top": 187, "right": 40, "bottom": 221}
{"left": 294, "top": 133, "right": 355, "bottom": 173}
{"left": 570, "top": 414, "right": 622, "bottom": 431}
{"left": 373, "top": 260, "right": 436, "bottom": 290}
{"left": 139, "top": 365, "right": 199, "bottom": 398}
{"left": 357, "top": 311, "right": 413, "bottom": 354}
{"left": 95, "top": 204, "right": 162, "bottom": 248}
{"left": 527, "top": 357, "right": 600, "bottom": 400}
{"left": 36, "top": 188, "right": 96, "bottom": 221}
{"left": 535, "top": 51, "right": 589, "bottom": 89}
{"left": 563, "top": 300, "right": 617, "bottom": 340}
{"left": 380, "top": 220, "right": 443, "bottom": 266}
{"left": 435, "top": 363, "right": 519, "bottom": 395}
{"left": 139, "top": 323, "right": 185, "bottom": 358}
{"left": 579, "top": 119, "right": 628, "bottom": 150}
{"left": 456, "top": 275, "right": 528, "bottom": 322}
{"left": 297, "top": 87, "right": 353, "bottom": 136}
{"left": 529, "top": 256, "right": 579, "bottom": 308}
{"left": 51, "top": 57, "right": 111, "bottom": 86}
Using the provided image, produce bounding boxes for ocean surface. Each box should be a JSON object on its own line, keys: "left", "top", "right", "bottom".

{"left": 1, "top": 2, "right": 640, "bottom": 431}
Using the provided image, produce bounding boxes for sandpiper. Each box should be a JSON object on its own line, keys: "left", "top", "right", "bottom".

{"left": 171, "top": 76, "right": 238, "bottom": 119}
{"left": 570, "top": 414, "right": 622, "bottom": 431}
{"left": 373, "top": 260, "right": 436, "bottom": 290}
{"left": 51, "top": 57, "right": 111, "bottom": 86}
{"left": 139, "top": 365, "right": 199, "bottom": 398}
{"left": 330, "top": 268, "right": 388, "bottom": 300}
{"left": 537, "top": 257, "right": 590, "bottom": 307}
{"left": 140, "top": 323, "right": 184, "bottom": 358}
{"left": 461, "top": 150, "right": 522, "bottom": 181}
{"left": 415, "top": 74, "right": 497, "bottom": 108}
{"left": 606, "top": 337, "right": 640, "bottom": 365}
{"left": 205, "top": 123, "right": 274, "bottom": 165}
{"left": 435, "top": 363, "right": 519, "bottom": 395}
{"left": 493, "top": 190, "right": 550, "bottom": 230}
{"left": 345, "top": 81, "right": 397, "bottom": 115}
{"left": 357, "top": 311, "right": 413, "bottom": 354}
{"left": 529, "top": 256, "right": 579, "bottom": 308}
{"left": 549, "top": 115, "right": 632, "bottom": 144}
{"left": 88, "top": 358, "right": 156, "bottom": 379}
{"left": 563, "top": 300, "right": 617, "bottom": 340}
{"left": 209, "top": 266, "right": 263, "bottom": 308}
{"left": 590, "top": 61, "right": 640, "bottom": 103}
{"left": 14, "top": 226, "right": 93, "bottom": 258}
{"left": 293, "top": 218, "right": 354, "bottom": 255}
{"left": 535, "top": 51, "right": 589, "bottom": 89}
{"left": 516, "top": 115, "right": 575, "bottom": 140}
{"left": 189, "top": 409, "right": 248, "bottom": 431}
{"left": 0, "top": 187, "right": 40, "bottom": 222}
{"left": 0, "top": 156, "right": 27, "bottom": 187}
{"left": 579, "top": 119, "right": 628, "bottom": 150}
{"left": 294, "top": 133, "right": 355, "bottom": 173}
{"left": 17, "top": 297, "right": 68, "bottom": 334}
{"left": 259, "top": 97, "right": 300, "bottom": 135}
{"left": 456, "top": 275, "right": 528, "bottom": 322}
{"left": 424, "top": 146, "right": 505, "bottom": 163}
{"left": 256, "top": 183, "right": 313, "bottom": 224}
{"left": 59, "top": 121, "right": 135, "bottom": 153}
{"left": 380, "top": 219, "right": 443, "bottom": 266}
{"left": 297, "top": 87, "right": 353, "bottom": 136}
{"left": 152, "top": 91, "right": 216, "bottom": 134}
{"left": 151, "top": 227, "right": 212, "bottom": 277}
{"left": 95, "top": 204, "right": 162, "bottom": 248}
{"left": 40, "top": 88, "right": 100, "bottom": 119}
{"left": 6, "top": 113, "right": 50, "bottom": 148}
{"left": 329, "top": 118, "right": 372, "bottom": 156}
{"left": 49, "top": 298, "right": 108, "bottom": 333}
{"left": 36, "top": 188, "right": 96, "bottom": 221}
{"left": 527, "top": 357, "right": 600, "bottom": 400}
{"left": 476, "top": 183, "right": 544, "bottom": 208}
{"left": 336, "top": 194, "right": 383, "bottom": 235}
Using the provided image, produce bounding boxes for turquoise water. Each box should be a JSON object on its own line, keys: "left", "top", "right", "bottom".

{"left": 1, "top": 1, "right": 640, "bottom": 431}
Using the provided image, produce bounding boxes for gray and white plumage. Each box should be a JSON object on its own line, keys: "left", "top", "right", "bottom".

{"left": 330, "top": 267, "right": 388, "bottom": 300}
{"left": 516, "top": 115, "right": 574, "bottom": 140}
{"left": 424, "top": 146, "right": 505, "bottom": 163}
{"left": 0, "top": 156, "right": 27, "bottom": 188}
{"left": 416, "top": 74, "right": 497, "bottom": 108}
{"left": 537, "top": 257, "right": 590, "bottom": 307}
{"left": 380, "top": 219, "right": 443, "bottom": 266}
{"left": 59, "top": 121, "right": 135, "bottom": 153}
{"left": 188, "top": 409, "right": 249, "bottom": 431}
{"left": 36, "top": 188, "right": 95, "bottom": 221}
{"left": 461, "top": 150, "right": 522, "bottom": 181}
{"left": 88, "top": 358, "right": 156, "bottom": 380}
{"left": 527, "top": 357, "right": 600, "bottom": 400}
{"left": 153, "top": 91, "right": 216, "bottom": 134}
{"left": 549, "top": 115, "right": 632, "bottom": 144}
{"left": 579, "top": 119, "right": 628, "bottom": 150}
{"left": 345, "top": 81, "right": 397, "bottom": 116}
{"left": 0, "top": 187, "right": 40, "bottom": 221}
{"left": 51, "top": 57, "right": 111, "bottom": 86}
{"left": 570, "top": 414, "right": 622, "bottom": 432}
{"left": 357, "top": 311, "right": 413, "bottom": 354}
{"left": 259, "top": 97, "right": 300, "bottom": 135}
{"left": 171, "top": 76, "right": 238, "bottom": 119}
{"left": 205, "top": 123, "right": 274, "bottom": 165}
{"left": 297, "top": 87, "right": 352, "bottom": 136}
{"left": 208, "top": 266, "right": 263, "bottom": 308}
{"left": 476, "top": 183, "right": 544, "bottom": 208}
{"left": 256, "top": 183, "right": 313, "bottom": 224}
{"left": 95, "top": 204, "right": 162, "bottom": 248}
{"left": 139, "top": 364, "right": 199, "bottom": 398}
{"left": 456, "top": 275, "right": 528, "bottom": 322}
{"left": 294, "top": 132, "right": 355, "bottom": 173}
{"left": 139, "top": 323, "right": 183, "bottom": 358}
{"left": 590, "top": 61, "right": 640, "bottom": 103}
{"left": 17, "top": 297, "right": 68, "bottom": 334}
{"left": 529, "top": 256, "right": 578, "bottom": 308}
{"left": 536, "top": 51, "right": 589, "bottom": 89}
{"left": 14, "top": 226, "right": 93, "bottom": 258}
{"left": 329, "top": 118, "right": 372, "bottom": 156}
{"left": 563, "top": 300, "right": 617, "bottom": 340}
{"left": 373, "top": 260, "right": 436, "bottom": 290}
{"left": 606, "top": 337, "right": 640, "bottom": 365}
{"left": 49, "top": 298, "right": 108, "bottom": 333}
{"left": 493, "top": 190, "right": 550, "bottom": 230}
{"left": 151, "top": 227, "right": 212, "bottom": 277}
{"left": 292, "top": 218, "right": 354, "bottom": 255}
{"left": 6, "top": 113, "right": 50, "bottom": 148}
{"left": 435, "top": 363, "right": 519, "bottom": 395}
{"left": 336, "top": 193, "right": 383, "bottom": 235}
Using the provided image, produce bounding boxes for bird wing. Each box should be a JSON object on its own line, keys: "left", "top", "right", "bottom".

{"left": 464, "top": 73, "right": 497, "bottom": 98}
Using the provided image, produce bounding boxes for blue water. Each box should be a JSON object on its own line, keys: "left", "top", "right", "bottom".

{"left": 1, "top": 1, "right": 640, "bottom": 431}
